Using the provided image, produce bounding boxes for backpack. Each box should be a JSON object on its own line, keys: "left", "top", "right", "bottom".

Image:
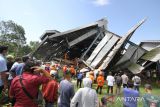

{"left": 116, "top": 76, "right": 122, "bottom": 85}
{"left": 134, "top": 77, "right": 140, "bottom": 84}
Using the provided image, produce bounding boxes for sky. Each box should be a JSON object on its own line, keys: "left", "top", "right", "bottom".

{"left": 0, "top": 0, "right": 160, "bottom": 44}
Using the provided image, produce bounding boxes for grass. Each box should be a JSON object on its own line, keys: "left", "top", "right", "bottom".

{"left": 3, "top": 70, "right": 159, "bottom": 107}
{"left": 72, "top": 79, "right": 160, "bottom": 107}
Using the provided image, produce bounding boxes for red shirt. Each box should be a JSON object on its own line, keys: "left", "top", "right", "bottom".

{"left": 9, "top": 72, "right": 49, "bottom": 107}
{"left": 42, "top": 79, "right": 58, "bottom": 102}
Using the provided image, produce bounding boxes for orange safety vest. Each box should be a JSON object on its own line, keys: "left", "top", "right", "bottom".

{"left": 70, "top": 67, "right": 75, "bottom": 74}
{"left": 97, "top": 76, "right": 104, "bottom": 86}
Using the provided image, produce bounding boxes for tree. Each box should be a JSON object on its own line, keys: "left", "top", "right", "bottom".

{"left": 0, "top": 20, "right": 27, "bottom": 56}
{"left": 29, "top": 41, "right": 40, "bottom": 51}
{"left": 0, "top": 20, "right": 26, "bottom": 45}
{"left": 19, "top": 45, "right": 32, "bottom": 56}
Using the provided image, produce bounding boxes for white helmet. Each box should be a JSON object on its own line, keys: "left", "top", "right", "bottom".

{"left": 50, "top": 70, "right": 57, "bottom": 76}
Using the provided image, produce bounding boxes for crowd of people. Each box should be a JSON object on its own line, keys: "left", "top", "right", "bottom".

{"left": 0, "top": 45, "right": 160, "bottom": 107}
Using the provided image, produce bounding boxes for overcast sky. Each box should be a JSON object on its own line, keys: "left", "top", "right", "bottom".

{"left": 0, "top": 0, "right": 160, "bottom": 44}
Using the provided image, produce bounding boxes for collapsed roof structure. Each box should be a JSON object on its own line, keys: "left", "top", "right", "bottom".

{"left": 32, "top": 18, "right": 160, "bottom": 74}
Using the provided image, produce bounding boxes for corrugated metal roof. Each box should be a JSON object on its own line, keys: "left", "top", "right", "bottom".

{"left": 128, "top": 63, "right": 144, "bottom": 74}
{"left": 141, "top": 45, "right": 160, "bottom": 62}
{"left": 90, "top": 35, "right": 119, "bottom": 68}
{"left": 86, "top": 32, "right": 113, "bottom": 65}
{"left": 100, "top": 19, "right": 146, "bottom": 70}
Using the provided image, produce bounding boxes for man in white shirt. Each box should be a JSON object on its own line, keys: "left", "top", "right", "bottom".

{"left": 106, "top": 72, "right": 115, "bottom": 94}
{"left": 121, "top": 72, "right": 128, "bottom": 88}
{"left": 0, "top": 45, "right": 8, "bottom": 93}
{"left": 132, "top": 75, "right": 141, "bottom": 91}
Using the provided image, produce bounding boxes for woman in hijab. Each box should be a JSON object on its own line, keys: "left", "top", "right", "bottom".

{"left": 70, "top": 77, "right": 98, "bottom": 107}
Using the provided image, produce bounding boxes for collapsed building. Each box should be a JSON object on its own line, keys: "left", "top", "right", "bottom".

{"left": 32, "top": 18, "right": 160, "bottom": 74}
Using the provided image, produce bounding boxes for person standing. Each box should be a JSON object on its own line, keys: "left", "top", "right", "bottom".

{"left": 106, "top": 72, "right": 115, "bottom": 94}
{"left": 58, "top": 70, "right": 75, "bottom": 107}
{"left": 93, "top": 69, "right": 99, "bottom": 82}
{"left": 89, "top": 71, "right": 94, "bottom": 82}
{"left": 115, "top": 73, "right": 122, "bottom": 95}
{"left": 0, "top": 46, "right": 8, "bottom": 93}
{"left": 77, "top": 71, "right": 83, "bottom": 88}
{"left": 70, "top": 65, "right": 76, "bottom": 78}
{"left": 96, "top": 72, "right": 104, "bottom": 94}
{"left": 146, "top": 71, "right": 151, "bottom": 80}
{"left": 9, "top": 57, "right": 22, "bottom": 77}
{"left": 9, "top": 61, "right": 51, "bottom": 107}
{"left": 6, "top": 55, "right": 14, "bottom": 72}
{"left": 143, "top": 84, "right": 160, "bottom": 107}
{"left": 132, "top": 75, "right": 141, "bottom": 91}
{"left": 123, "top": 82, "right": 139, "bottom": 107}
{"left": 121, "top": 72, "right": 128, "bottom": 88}
{"left": 6, "top": 55, "right": 14, "bottom": 88}
{"left": 71, "top": 78, "right": 98, "bottom": 107}
{"left": 15, "top": 56, "right": 30, "bottom": 75}
{"left": 62, "top": 65, "right": 68, "bottom": 73}
{"left": 42, "top": 70, "right": 58, "bottom": 107}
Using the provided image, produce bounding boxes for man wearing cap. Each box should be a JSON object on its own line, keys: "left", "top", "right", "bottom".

{"left": 143, "top": 84, "right": 160, "bottom": 107}
{"left": 58, "top": 70, "right": 75, "bottom": 107}
{"left": 42, "top": 70, "right": 59, "bottom": 107}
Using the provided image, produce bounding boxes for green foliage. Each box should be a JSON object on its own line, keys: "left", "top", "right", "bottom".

{"left": 0, "top": 20, "right": 26, "bottom": 45}
{"left": 0, "top": 20, "right": 28, "bottom": 57}
{"left": 0, "top": 20, "right": 41, "bottom": 57}
{"left": 29, "top": 41, "right": 40, "bottom": 51}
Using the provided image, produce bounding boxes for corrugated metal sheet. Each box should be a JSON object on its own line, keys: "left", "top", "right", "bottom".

{"left": 128, "top": 63, "right": 144, "bottom": 74}
{"left": 131, "top": 46, "right": 146, "bottom": 63}
{"left": 90, "top": 35, "right": 119, "bottom": 68}
{"left": 116, "top": 45, "right": 146, "bottom": 66}
{"left": 100, "top": 19, "right": 146, "bottom": 70}
{"left": 141, "top": 45, "right": 160, "bottom": 62}
{"left": 100, "top": 36, "right": 129, "bottom": 69}
{"left": 116, "top": 45, "right": 138, "bottom": 66}
{"left": 86, "top": 32, "right": 112, "bottom": 64}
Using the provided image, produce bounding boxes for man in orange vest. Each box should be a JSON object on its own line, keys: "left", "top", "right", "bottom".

{"left": 70, "top": 65, "right": 75, "bottom": 78}
{"left": 96, "top": 72, "right": 104, "bottom": 94}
